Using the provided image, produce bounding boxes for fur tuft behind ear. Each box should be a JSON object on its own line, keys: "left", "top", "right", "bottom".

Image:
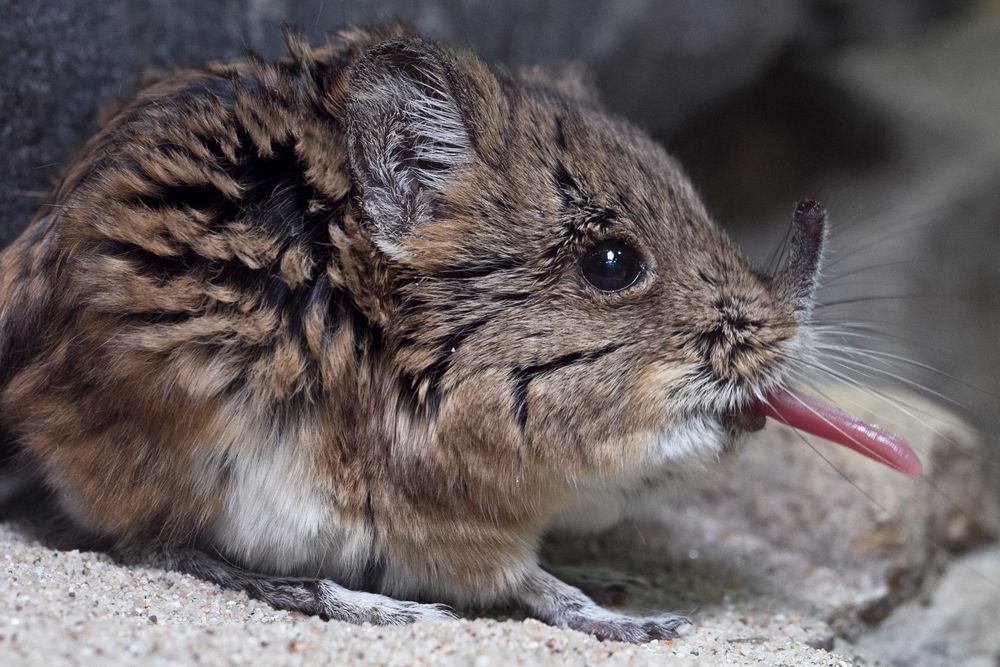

{"left": 345, "top": 39, "right": 474, "bottom": 259}
{"left": 517, "top": 62, "right": 602, "bottom": 107}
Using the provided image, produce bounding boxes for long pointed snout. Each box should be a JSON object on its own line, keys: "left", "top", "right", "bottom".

{"left": 775, "top": 199, "right": 827, "bottom": 315}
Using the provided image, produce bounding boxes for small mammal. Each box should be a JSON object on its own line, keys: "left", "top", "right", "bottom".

{"left": 0, "top": 25, "right": 911, "bottom": 642}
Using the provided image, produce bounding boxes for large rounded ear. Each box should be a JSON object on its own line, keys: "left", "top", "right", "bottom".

{"left": 345, "top": 38, "right": 481, "bottom": 259}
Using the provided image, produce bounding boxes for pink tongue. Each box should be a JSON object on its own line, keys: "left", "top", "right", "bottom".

{"left": 753, "top": 388, "right": 923, "bottom": 476}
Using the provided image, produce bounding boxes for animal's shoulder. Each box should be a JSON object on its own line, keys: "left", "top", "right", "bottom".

{"left": 16, "top": 39, "right": 389, "bottom": 404}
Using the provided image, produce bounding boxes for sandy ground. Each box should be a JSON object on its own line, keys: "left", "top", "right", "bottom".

{"left": 0, "top": 521, "right": 869, "bottom": 667}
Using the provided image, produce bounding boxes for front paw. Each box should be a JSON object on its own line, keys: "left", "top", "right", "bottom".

{"left": 564, "top": 611, "right": 690, "bottom": 643}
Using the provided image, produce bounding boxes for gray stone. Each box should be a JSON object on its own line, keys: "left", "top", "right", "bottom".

{"left": 857, "top": 545, "right": 1000, "bottom": 666}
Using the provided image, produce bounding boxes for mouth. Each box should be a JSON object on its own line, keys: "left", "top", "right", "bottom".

{"left": 720, "top": 408, "right": 766, "bottom": 433}
{"left": 725, "top": 388, "right": 923, "bottom": 477}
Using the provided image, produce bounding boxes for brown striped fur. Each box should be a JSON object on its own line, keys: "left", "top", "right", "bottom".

{"left": 0, "top": 26, "right": 818, "bottom": 641}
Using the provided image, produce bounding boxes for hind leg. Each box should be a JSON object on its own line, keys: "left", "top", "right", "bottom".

{"left": 146, "top": 548, "right": 456, "bottom": 625}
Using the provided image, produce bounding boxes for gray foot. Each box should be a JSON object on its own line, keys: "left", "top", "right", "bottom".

{"left": 563, "top": 609, "right": 689, "bottom": 642}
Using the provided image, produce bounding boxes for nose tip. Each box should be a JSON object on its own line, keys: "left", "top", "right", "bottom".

{"left": 778, "top": 199, "right": 827, "bottom": 313}
{"left": 794, "top": 199, "right": 826, "bottom": 238}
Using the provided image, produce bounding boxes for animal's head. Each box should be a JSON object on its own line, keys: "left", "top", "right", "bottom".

{"left": 342, "top": 34, "right": 825, "bottom": 483}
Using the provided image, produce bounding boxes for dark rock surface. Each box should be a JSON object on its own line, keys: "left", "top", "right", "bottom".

{"left": 0, "top": 0, "right": 969, "bottom": 244}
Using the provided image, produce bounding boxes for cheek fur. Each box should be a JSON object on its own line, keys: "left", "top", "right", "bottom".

{"left": 638, "top": 414, "right": 729, "bottom": 473}
{"left": 544, "top": 415, "right": 731, "bottom": 537}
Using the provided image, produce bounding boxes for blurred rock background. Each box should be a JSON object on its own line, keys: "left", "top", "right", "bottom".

{"left": 0, "top": 0, "right": 980, "bottom": 241}
{"left": 2, "top": 0, "right": 999, "bottom": 664}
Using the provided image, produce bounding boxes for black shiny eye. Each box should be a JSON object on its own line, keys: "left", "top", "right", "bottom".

{"left": 580, "top": 239, "right": 644, "bottom": 292}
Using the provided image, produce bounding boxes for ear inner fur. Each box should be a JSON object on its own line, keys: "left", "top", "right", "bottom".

{"left": 345, "top": 39, "right": 479, "bottom": 257}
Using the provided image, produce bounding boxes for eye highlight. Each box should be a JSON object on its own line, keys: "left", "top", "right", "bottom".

{"left": 580, "top": 239, "right": 644, "bottom": 292}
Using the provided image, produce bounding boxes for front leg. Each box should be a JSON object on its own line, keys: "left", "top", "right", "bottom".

{"left": 517, "top": 565, "right": 689, "bottom": 643}
{"left": 142, "top": 548, "right": 456, "bottom": 626}
{"left": 545, "top": 564, "right": 651, "bottom": 606}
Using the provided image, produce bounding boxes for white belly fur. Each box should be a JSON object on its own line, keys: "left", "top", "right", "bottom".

{"left": 192, "top": 408, "right": 371, "bottom": 580}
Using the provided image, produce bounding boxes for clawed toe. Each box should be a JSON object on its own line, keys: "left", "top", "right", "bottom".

{"left": 566, "top": 611, "right": 690, "bottom": 643}
{"left": 366, "top": 600, "right": 458, "bottom": 625}
{"left": 642, "top": 614, "right": 690, "bottom": 640}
